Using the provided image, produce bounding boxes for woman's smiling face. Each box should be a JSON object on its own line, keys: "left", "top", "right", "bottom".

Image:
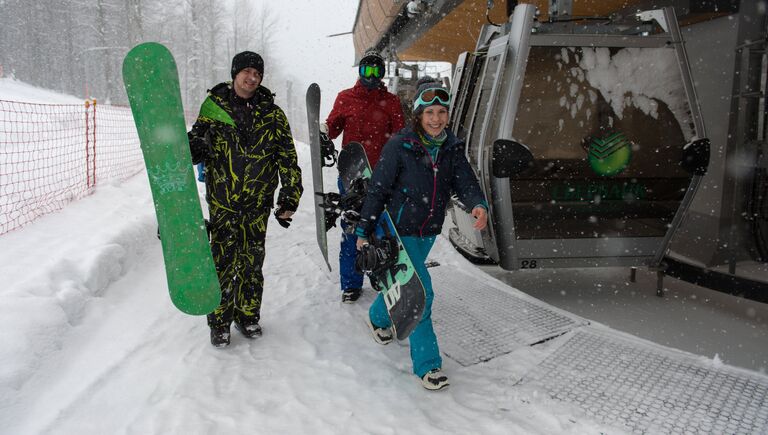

{"left": 420, "top": 105, "right": 449, "bottom": 137}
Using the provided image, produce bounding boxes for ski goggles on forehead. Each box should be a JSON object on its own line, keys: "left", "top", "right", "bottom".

{"left": 359, "top": 64, "right": 383, "bottom": 79}
{"left": 413, "top": 87, "right": 451, "bottom": 110}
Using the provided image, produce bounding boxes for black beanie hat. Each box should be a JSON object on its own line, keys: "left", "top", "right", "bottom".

{"left": 231, "top": 51, "right": 264, "bottom": 79}
{"left": 359, "top": 48, "right": 385, "bottom": 72}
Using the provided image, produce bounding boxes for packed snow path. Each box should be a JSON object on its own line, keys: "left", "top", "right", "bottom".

{"left": 1, "top": 143, "right": 767, "bottom": 434}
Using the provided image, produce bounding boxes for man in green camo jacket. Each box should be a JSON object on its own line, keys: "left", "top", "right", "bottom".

{"left": 188, "top": 51, "right": 303, "bottom": 348}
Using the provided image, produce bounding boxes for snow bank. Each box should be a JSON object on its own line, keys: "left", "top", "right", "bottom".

{"left": 0, "top": 78, "right": 84, "bottom": 104}
{"left": 0, "top": 178, "right": 157, "bottom": 403}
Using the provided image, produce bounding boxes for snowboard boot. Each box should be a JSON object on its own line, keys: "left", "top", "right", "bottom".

{"left": 421, "top": 369, "right": 449, "bottom": 391}
{"left": 365, "top": 316, "right": 393, "bottom": 345}
{"left": 234, "top": 320, "right": 262, "bottom": 339}
{"left": 210, "top": 325, "right": 231, "bottom": 348}
{"left": 342, "top": 288, "right": 362, "bottom": 303}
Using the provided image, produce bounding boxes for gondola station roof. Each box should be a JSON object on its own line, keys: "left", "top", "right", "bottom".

{"left": 352, "top": 0, "right": 739, "bottom": 63}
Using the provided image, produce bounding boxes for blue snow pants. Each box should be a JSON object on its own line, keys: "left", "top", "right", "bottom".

{"left": 339, "top": 178, "right": 364, "bottom": 291}
{"left": 368, "top": 235, "right": 441, "bottom": 378}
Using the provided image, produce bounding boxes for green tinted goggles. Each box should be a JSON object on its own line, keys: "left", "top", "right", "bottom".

{"left": 359, "top": 64, "right": 383, "bottom": 79}
{"left": 413, "top": 87, "right": 451, "bottom": 110}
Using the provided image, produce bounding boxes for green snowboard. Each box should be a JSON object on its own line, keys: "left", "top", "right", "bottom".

{"left": 122, "top": 42, "right": 220, "bottom": 315}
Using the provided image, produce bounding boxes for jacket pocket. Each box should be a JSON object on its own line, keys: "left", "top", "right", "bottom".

{"left": 393, "top": 189, "right": 426, "bottom": 231}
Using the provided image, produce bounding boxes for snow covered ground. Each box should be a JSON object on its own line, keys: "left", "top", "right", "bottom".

{"left": 0, "top": 145, "right": 613, "bottom": 435}
{"left": 2, "top": 80, "right": 768, "bottom": 434}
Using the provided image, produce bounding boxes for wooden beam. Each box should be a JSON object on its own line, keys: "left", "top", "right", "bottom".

{"left": 399, "top": 0, "right": 508, "bottom": 62}
{"left": 352, "top": 0, "right": 402, "bottom": 60}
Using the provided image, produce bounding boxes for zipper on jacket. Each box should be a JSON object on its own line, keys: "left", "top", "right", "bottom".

{"left": 418, "top": 144, "right": 439, "bottom": 237}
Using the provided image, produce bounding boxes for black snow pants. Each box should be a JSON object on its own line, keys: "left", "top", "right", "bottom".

{"left": 206, "top": 206, "right": 269, "bottom": 328}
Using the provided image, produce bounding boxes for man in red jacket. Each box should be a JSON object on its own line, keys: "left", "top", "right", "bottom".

{"left": 322, "top": 48, "right": 405, "bottom": 303}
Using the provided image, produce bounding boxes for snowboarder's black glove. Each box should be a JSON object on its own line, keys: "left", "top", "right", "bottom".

{"left": 274, "top": 206, "right": 292, "bottom": 228}
{"left": 355, "top": 242, "right": 374, "bottom": 273}
{"left": 341, "top": 210, "right": 360, "bottom": 234}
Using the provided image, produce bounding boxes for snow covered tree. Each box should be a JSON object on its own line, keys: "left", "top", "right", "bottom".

{"left": 0, "top": 0, "right": 281, "bottom": 106}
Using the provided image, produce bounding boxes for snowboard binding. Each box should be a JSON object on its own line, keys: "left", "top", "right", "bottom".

{"left": 320, "top": 133, "right": 338, "bottom": 167}
{"left": 355, "top": 235, "right": 400, "bottom": 275}
{"left": 343, "top": 177, "right": 368, "bottom": 211}
{"left": 317, "top": 176, "right": 369, "bottom": 233}
{"left": 318, "top": 192, "right": 342, "bottom": 231}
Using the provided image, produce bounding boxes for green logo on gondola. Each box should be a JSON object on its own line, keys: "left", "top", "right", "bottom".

{"left": 587, "top": 132, "right": 632, "bottom": 176}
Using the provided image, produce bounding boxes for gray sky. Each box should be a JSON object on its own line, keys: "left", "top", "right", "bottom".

{"left": 267, "top": 0, "right": 360, "bottom": 117}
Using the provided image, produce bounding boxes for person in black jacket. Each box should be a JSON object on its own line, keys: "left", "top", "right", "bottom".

{"left": 188, "top": 51, "right": 303, "bottom": 348}
{"left": 355, "top": 78, "right": 488, "bottom": 390}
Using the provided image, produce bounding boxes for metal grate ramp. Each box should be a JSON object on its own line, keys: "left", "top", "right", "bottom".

{"left": 431, "top": 266, "right": 587, "bottom": 366}
{"left": 522, "top": 328, "right": 768, "bottom": 434}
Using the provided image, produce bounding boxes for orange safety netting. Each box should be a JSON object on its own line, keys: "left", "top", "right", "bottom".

{"left": 0, "top": 99, "right": 144, "bottom": 235}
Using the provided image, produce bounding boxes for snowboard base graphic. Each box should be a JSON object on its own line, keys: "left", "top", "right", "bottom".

{"left": 123, "top": 42, "right": 220, "bottom": 315}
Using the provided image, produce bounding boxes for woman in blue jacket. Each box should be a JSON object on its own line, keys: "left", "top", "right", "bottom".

{"left": 355, "top": 78, "right": 488, "bottom": 391}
